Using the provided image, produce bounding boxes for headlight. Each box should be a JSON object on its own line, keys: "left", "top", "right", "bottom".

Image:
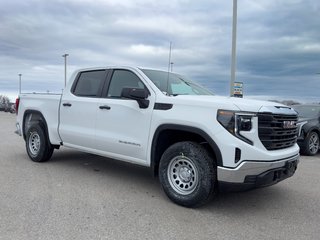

{"left": 217, "top": 110, "right": 255, "bottom": 145}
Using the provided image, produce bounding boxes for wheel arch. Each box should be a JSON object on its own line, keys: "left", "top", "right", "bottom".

{"left": 311, "top": 128, "right": 320, "bottom": 136}
{"left": 23, "top": 110, "right": 50, "bottom": 142}
{"left": 304, "top": 127, "right": 320, "bottom": 139}
{"left": 151, "top": 124, "right": 222, "bottom": 176}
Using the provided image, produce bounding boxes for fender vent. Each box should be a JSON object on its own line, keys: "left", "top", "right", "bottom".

{"left": 235, "top": 148, "right": 241, "bottom": 163}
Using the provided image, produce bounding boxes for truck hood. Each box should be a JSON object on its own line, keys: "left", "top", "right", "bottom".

{"left": 172, "top": 95, "right": 294, "bottom": 113}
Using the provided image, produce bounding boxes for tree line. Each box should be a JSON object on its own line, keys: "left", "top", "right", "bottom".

{"left": 0, "top": 95, "right": 12, "bottom": 109}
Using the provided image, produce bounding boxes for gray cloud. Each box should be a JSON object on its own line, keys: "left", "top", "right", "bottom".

{"left": 0, "top": 0, "right": 319, "bottom": 102}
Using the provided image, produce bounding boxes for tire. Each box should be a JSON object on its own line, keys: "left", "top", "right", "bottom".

{"left": 26, "top": 123, "right": 54, "bottom": 162}
{"left": 159, "top": 141, "right": 217, "bottom": 207}
{"left": 301, "top": 131, "right": 319, "bottom": 156}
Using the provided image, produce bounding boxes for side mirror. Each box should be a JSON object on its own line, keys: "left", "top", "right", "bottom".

{"left": 121, "top": 88, "right": 149, "bottom": 109}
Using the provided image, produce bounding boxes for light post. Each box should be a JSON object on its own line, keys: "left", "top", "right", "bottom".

{"left": 167, "top": 42, "right": 172, "bottom": 73}
{"left": 230, "top": 0, "right": 238, "bottom": 97}
{"left": 18, "top": 74, "right": 22, "bottom": 94}
{"left": 62, "top": 54, "right": 69, "bottom": 87}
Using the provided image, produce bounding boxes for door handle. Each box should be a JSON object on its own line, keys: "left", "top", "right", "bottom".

{"left": 63, "top": 103, "right": 72, "bottom": 107}
{"left": 99, "top": 105, "right": 111, "bottom": 110}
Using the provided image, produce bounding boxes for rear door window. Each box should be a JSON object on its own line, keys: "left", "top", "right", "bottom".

{"left": 73, "top": 70, "right": 106, "bottom": 97}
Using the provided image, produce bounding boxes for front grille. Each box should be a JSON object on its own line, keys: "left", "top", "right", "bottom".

{"left": 258, "top": 113, "right": 298, "bottom": 150}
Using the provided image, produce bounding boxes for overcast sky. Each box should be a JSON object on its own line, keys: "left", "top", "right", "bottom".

{"left": 0, "top": 0, "right": 319, "bottom": 102}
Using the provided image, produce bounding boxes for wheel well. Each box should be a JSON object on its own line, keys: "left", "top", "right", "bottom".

{"left": 306, "top": 128, "right": 320, "bottom": 138}
{"left": 23, "top": 111, "right": 48, "bottom": 141}
{"left": 312, "top": 129, "right": 320, "bottom": 136}
{"left": 151, "top": 125, "right": 222, "bottom": 176}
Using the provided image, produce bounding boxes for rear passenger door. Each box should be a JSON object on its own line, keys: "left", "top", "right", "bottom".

{"left": 59, "top": 69, "right": 108, "bottom": 149}
{"left": 95, "top": 69, "right": 155, "bottom": 164}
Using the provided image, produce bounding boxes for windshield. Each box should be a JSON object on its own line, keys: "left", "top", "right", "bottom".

{"left": 141, "top": 69, "right": 213, "bottom": 96}
{"left": 293, "top": 105, "right": 320, "bottom": 118}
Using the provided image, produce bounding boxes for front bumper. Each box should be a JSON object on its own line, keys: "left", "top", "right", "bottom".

{"left": 217, "top": 154, "right": 299, "bottom": 192}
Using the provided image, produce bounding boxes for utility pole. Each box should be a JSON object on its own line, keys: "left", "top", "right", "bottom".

{"left": 167, "top": 42, "right": 172, "bottom": 73}
{"left": 18, "top": 74, "right": 22, "bottom": 94}
{"left": 170, "top": 62, "right": 174, "bottom": 72}
{"left": 62, "top": 54, "right": 69, "bottom": 87}
{"left": 230, "top": 0, "right": 238, "bottom": 97}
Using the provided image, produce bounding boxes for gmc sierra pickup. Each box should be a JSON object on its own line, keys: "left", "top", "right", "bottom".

{"left": 16, "top": 66, "right": 299, "bottom": 207}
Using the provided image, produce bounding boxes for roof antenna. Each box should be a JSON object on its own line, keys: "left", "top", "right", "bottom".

{"left": 166, "top": 41, "right": 172, "bottom": 95}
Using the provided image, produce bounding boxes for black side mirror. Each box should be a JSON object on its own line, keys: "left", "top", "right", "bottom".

{"left": 121, "top": 88, "right": 149, "bottom": 109}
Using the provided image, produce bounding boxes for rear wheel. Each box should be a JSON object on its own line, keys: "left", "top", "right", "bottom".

{"left": 159, "top": 141, "right": 216, "bottom": 207}
{"left": 26, "top": 123, "right": 54, "bottom": 162}
{"left": 302, "top": 131, "right": 319, "bottom": 156}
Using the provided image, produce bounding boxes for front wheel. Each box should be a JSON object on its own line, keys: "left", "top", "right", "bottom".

{"left": 26, "top": 123, "right": 54, "bottom": 162}
{"left": 159, "top": 141, "right": 216, "bottom": 207}
{"left": 302, "top": 131, "right": 319, "bottom": 156}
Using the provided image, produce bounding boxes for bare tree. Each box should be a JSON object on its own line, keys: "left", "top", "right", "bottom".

{"left": 0, "top": 95, "right": 11, "bottom": 110}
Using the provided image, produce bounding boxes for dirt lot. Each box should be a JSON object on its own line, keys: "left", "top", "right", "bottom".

{"left": 1, "top": 112, "right": 319, "bottom": 240}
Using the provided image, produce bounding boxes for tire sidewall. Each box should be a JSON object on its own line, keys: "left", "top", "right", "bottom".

{"left": 26, "top": 124, "right": 49, "bottom": 162}
{"left": 159, "top": 142, "right": 216, "bottom": 207}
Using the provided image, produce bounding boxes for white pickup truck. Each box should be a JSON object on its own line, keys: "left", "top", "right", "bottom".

{"left": 16, "top": 66, "right": 299, "bottom": 207}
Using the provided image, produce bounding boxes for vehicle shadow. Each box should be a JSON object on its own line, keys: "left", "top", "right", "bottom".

{"left": 51, "top": 148, "right": 153, "bottom": 170}
{"left": 49, "top": 148, "right": 159, "bottom": 188}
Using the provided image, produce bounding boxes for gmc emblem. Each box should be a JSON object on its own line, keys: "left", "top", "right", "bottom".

{"left": 283, "top": 121, "right": 296, "bottom": 129}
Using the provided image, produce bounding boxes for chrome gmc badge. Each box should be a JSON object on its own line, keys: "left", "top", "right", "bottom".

{"left": 283, "top": 121, "right": 296, "bottom": 129}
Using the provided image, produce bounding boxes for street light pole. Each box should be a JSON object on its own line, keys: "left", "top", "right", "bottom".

{"left": 230, "top": 0, "right": 238, "bottom": 97}
{"left": 167, "top": 42, "right": 172, "bottom": 73}
{"left": 62, "top": 54, "right": 69, "bottom": 87}
{"left": 18, "top": 74, "right": 22, "bottom": 94}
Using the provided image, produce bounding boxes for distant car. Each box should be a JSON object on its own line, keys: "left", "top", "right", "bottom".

{"left": 293, "top": 104, "right": 320, "bottom": 156}
{"left": 4, "top": 104, "right": 11, "bottom": 113}
{"left": 3, "top": 103, "right": 15, "bottom": 113}
{"left": 10, "top": 105, "right": 16, "bottom": 114}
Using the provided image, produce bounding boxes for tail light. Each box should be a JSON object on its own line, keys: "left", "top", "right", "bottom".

{"left": 15, "top": 98, "right": 20, "bottom": 115}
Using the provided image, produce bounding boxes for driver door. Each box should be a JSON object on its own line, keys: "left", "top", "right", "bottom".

{"left": 95, "top": 69, "right": 155, "bottom": 165}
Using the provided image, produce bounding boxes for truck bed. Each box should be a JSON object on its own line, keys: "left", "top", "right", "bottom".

{"left": 17, "top": 93, "right": 62, "bottom": 145}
